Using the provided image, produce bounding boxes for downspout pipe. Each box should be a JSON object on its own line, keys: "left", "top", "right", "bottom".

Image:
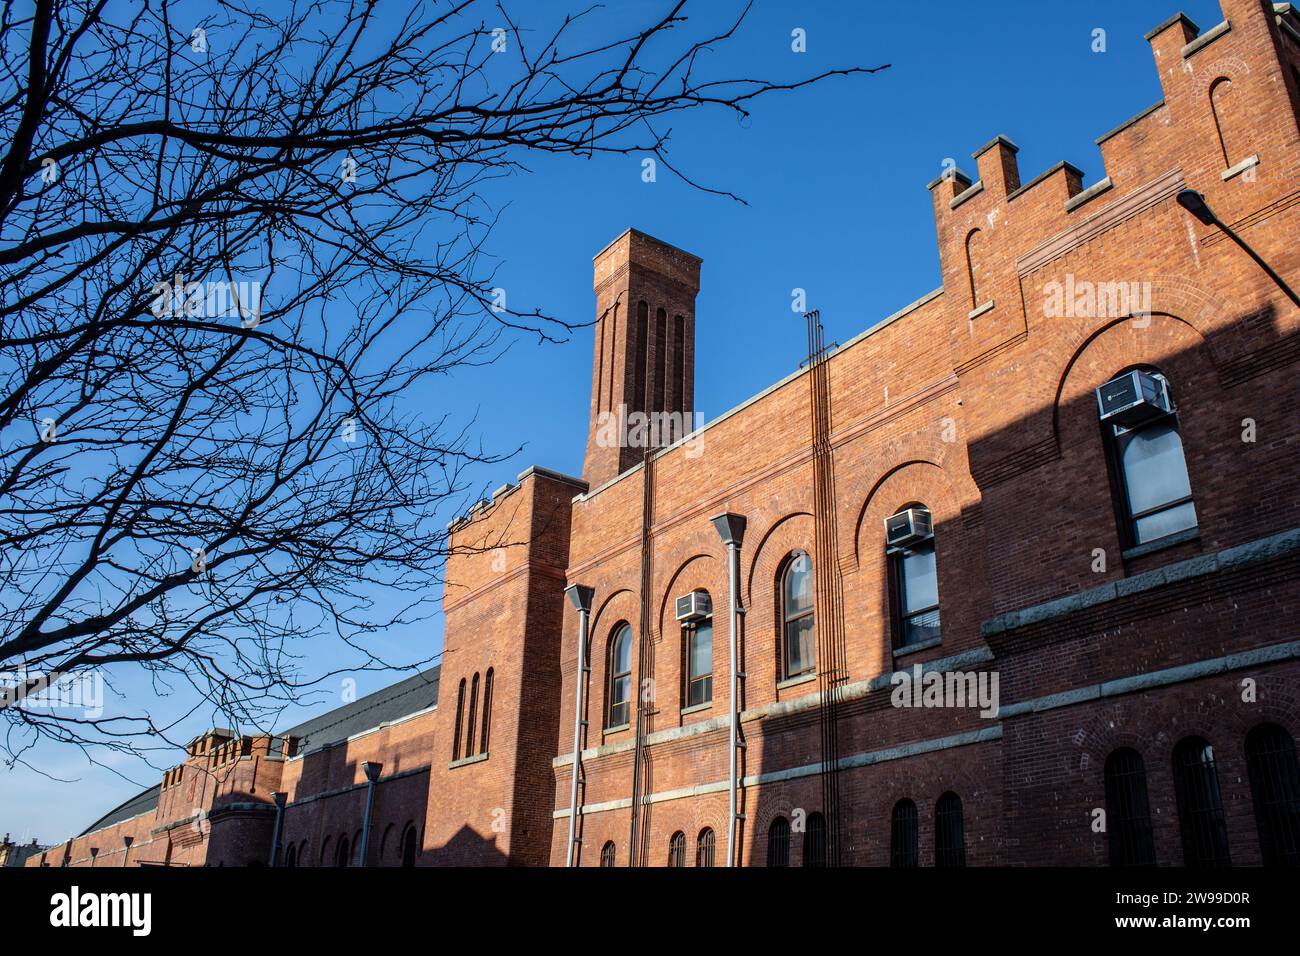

{"left": 710, "top": 512, "right": 747, "bottom": 868}
{"left": 565, "top": 583, "right": 595, "bottom": 868}
{"left": 358, "top": 761, "right": 382, "bottom": 867}
{"left": 268, "top": 790, "right": 287, "bottom": 867}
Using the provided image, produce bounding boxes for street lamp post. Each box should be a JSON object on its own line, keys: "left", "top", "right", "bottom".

{"left": 1176, "top": 189, "right": 1300, "bottom": 308}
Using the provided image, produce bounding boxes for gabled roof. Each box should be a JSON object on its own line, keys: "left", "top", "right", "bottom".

{"left": 283, "top": 666, "right": 440, "bottom": 755}
{"left": 79, "top": 783, "right": 161, "bottom": 836}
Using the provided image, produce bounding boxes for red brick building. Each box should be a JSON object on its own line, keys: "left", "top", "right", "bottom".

{"left": 32, "top": 0, "right": 1300, "bottom": 868}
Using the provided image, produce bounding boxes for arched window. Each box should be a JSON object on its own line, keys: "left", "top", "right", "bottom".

{"left": 1245, "top": 723, "right": 1300, "bottom": 866}
{"left": 466, "top": 672, "right": 480, "bottom": 756}
{"left": 400, "top": 823, "right": 419, "bottom": 868}
{"left": 335, "top": 835, "right": 350, "bottom": 868}
{"left": 607, "top": 624, "right": 633, "bottom": 728}
{"left": 684, "top": 606, "right": 713, "bottom": 708}
{"left": 452, "top": 678, "right": 466, "bottom": 760}
{"left": 767, "top": 817, "right": 790, "bottom": 867}
{"left": 600, "top": 841, "right": 616, "bottom": 867}
{"left": 890, "top": 799, "right": 919, "bottom": 867}
{"left": 696, "top": 828, "right": 716, "bottom": 867}
{"left": 379, "top": 824, "right": 394, "bottom": 863}
{"left": 781, "top": 552, "right": 815, "bottom": 679}
{"left": 668, "top": 831, "right": 686, "bottom": 867}
{"left": 934, "top": 793, "right": 966, "bottom": 867}
{"left": 1100, "top": 369, "right": 1196, "bottom": 547}
{"left": 352, "top": 829, "right": 363, "bottom": 866}
{"left": 803, "top": 812, "right": 826, "bottom": 867}
{"left": 320, "top": 836, "right": 332, "bottom": 867}
{"left": 1104, "top": 748, "right": 1156, "bottom": 866}
{"left": 283, "top": 842, "right": 297, "bottom": 868}
{"left": 479, "top": 668, "right": 494, "bottom": 754}
{"left": 887, "top": 505, "right": 940, "bottom": 649}
{"left": 1172, "top": 736, "right": 1231, "bottom": 866}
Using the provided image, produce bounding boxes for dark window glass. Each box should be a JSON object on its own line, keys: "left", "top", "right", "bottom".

{"left": 782, "top": 552, "right": 815, "bottom": 679}
{"left": 767, "top": 817, "right": 790, "bottom": 867}
{"left": 1242, "top": 723, "right": 1300, "bottom": 868}
{"left": 480, "top": 668, "right": 493, "bottom": 754}
{"left": 335, "top": 836, "right": 350, "bottom": 868}
{"left": 1246, "top": 723, "right": 1300, "bottom": 866}
{"left": 1105, "top": 748, "right": 1157, "bottom": 866}
{"left": 600, "top": 841, "right": 616, "bottom": 868}
{"left": 696, "top": 828, "right": 716, "bottom": 867}
{"left": 668, "top": 831, "right": 685, "bottom": 868}
{"left": 686, "top": 619, "right": 713, "bottom": 707}
{"left": 466, "top": 672, "right": 480, "bottom": 756}
{"left": 607, "top": 624, "right": 632, "bottom": 728}
{"left": 803, "top": 812, "right": 826, "bottom": 867}
{"left": 452, "top": 678, "right": 465, "bottom": 760}
{"left": 1173, "top": 737, "right": 1231, "bottom": 867}
{"left": 935, "top": 793, "right": 966, "bottom": 867}
{"left": 890, "top": 799, "right": 919, "bottom": 867}
{"left": 401, "top": 824, "right": 418, "bottom": 868}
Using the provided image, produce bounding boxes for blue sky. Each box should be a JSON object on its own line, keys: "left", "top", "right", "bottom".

{"left": 1, "top": 0, "right": 1227, "bottom": 846}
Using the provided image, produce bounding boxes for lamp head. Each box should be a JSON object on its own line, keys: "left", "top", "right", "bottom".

{"left": 1176, "top": 189, "right": 1216, "bottom": 226}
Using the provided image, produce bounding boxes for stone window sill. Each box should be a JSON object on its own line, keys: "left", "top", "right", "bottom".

{"left": 680, "top": 701, "right": 712, "bottom": 716}
{"left": 968, "top": 300, "right": 995, "bottom": 320}
{"left": 892, "top": 636, "right": 942, "bottom": 658}
{"left": 603, "top": 722, "right": 630, "bottom": 737}
{"left": 1221, "top": 155, "right": 1259, "bottom": 181}
{"left": 1122, "top": 527, "right": 1200, "bottom": 562}
{"left": 776, "top": 672, "right": 816, "bottom": 692}
{"left": 447, "top": 752, "right": 488, "bottom": 770}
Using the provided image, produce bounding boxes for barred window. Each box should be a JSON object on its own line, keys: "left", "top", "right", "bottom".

{"left": 1172, "top": 736, "right": 1231, "bottom": 867}
{"left": 696, "top": 828, "right": 716, "bottom": 867}
{"left": 934, "top": 792, "right": 966, "bottom": 867}
{"left": 1245, "top": 723, "right": 1300, "bottom": 866}
{"left": 767, "top": 817, "right": 790, "bottom": 867}
{"left": 600, "top": 841, "right": 616, "bottom": 868}
{"left": 803, "top": 811, "right": 826, "bottom": 867}
{"left": 890, "top": 799, "right": 919, "bottom": 867}
{"left": 401, "top": 823, "right": 419, "bottom": 868}
{"left": 1104, "top": 748, "right": 1156, "bottom": 866}
{"left": 668, "top": 831, "right": 686, "bottom": 868}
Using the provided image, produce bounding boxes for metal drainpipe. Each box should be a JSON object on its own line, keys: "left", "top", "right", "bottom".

{"left": 358, "top": 762, "right": 382, "bottom": 867}
{"left": 710, "top": 512, "right": 747, "bottom": 868}
{"left": 564, "top": 583, "right": 595, "bottom": 867}
{"left": 268, "top": 790, "right": 287, "bottom": 866}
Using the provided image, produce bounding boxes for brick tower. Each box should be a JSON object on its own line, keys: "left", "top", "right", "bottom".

{"left": 583, "top": 228, "right": 702, "bottom": 489}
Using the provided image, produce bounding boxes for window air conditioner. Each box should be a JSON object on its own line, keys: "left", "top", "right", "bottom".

{"left": 885, "top": 508, "right": 933, "bottom": 550}
{"left": 1096, "top": 370, "right": 1173, "bottom": 429}
{"left": 675, "top": 590, "right": 712, "bottom": 623}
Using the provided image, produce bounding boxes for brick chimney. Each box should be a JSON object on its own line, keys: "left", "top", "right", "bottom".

{"left": 583, "top": 228, "right": 702, "bottom": 489}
